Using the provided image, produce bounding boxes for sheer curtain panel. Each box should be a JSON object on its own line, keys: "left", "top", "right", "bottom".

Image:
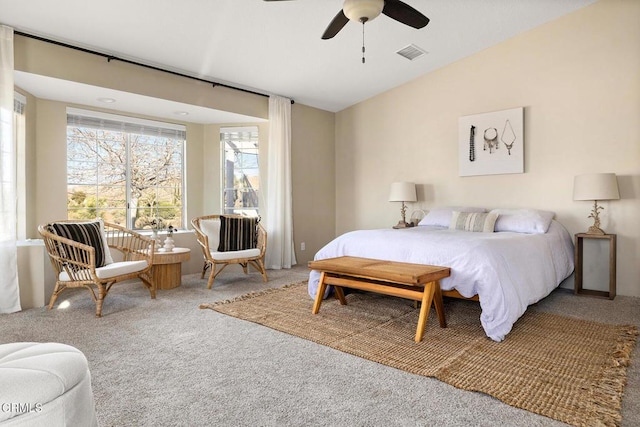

{"left": 264, "top": 96, "right": 296, "bottom": 269}
{"left": 0, "top": 25, "right": 21, "bottom": 313}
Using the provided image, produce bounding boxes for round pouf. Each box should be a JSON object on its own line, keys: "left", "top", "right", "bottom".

{"left": 0, "top": 342, "right": 98, "bottom": 426}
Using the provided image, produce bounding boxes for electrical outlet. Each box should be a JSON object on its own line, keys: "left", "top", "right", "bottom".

{"left": 301, "top": 242, "right": 306, "bottom": 251}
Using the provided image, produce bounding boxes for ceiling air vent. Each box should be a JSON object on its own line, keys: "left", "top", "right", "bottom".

{"left": 396, "top": 44, "right": 427, "bottom": 61}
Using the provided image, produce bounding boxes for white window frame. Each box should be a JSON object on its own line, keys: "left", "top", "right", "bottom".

{"left": 14, "top": 92, "right": 26, "bottom": 240}
{"left": 220, "top": 126, "right": 260, "bottom": 216}
{"left": 66, "top": 108, "right": 186, "bottom": 230}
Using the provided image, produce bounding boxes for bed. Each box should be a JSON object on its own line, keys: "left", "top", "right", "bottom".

{"left": 308, "top": 207, "right": 575, "bottom": 342}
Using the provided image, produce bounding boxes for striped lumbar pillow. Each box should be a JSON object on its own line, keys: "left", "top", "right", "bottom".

{"left": 217, "top": 216, "right": 258, "bottom": 252}
{"left": 450, "top": 211, "right": 498, "bottom": 233}
{"left": 51, "top": 220, "right": 112, "bottom": 267}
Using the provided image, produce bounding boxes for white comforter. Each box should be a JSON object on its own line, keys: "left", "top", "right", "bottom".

{"left": 308, "top": 220, "right": 574, "bottom": 341}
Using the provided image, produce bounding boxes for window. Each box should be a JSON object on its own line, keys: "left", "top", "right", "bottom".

{"left": 66, "top": 108, "right": 185, "bottom": 230}
{"left": 14, "top": 93, "right": 26, "bottom": 240}
{"left": 221, "top": 126, "right": 260, "bottom": 216}
{"left": 1, "top": 94, "right": 25, "bottom": 241}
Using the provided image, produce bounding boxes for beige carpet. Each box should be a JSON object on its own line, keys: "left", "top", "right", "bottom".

{"left": 201, "top": 282, "right": 638, "bottom": 427}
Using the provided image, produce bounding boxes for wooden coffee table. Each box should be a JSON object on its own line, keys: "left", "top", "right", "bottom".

{"left": 151, "top": 247, "right": 191, "bottom": 290}
{"left": 308, "top": 256, "right": 451, "bottom": 342}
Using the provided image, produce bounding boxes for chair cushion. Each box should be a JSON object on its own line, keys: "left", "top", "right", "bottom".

{"left": 210, "top": 248, "right": 261, "bottom": 261}
{"left": 0, "top": 342, "right": 92, "bottom": 422}
{"left": 199, "top": 219, "right": 221, "bottom": 249}
{"left": 217, "top": 216, "right": 258, "bottom": 252}
{"left": 51, "top": 220, "right": 114, "bottom": 267}
{"left": 59, "top": 260, "right": 148, "bottom": 281}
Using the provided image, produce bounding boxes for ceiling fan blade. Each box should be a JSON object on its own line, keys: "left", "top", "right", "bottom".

{"left": 322, "top": 10, "right": 350, "bottom": 40}
{"left": 382, "top": 0, "right": 430, "bottom": 29}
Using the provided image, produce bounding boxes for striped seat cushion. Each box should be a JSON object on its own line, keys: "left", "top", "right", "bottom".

{"left": 217, "top": 216, "right": 259, "bottom": 252}
{"left": 51, "top": 220, "right": 113, "bottom": 267}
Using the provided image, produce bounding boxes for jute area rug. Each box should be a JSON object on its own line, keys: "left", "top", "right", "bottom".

{"left": 200, "top": 282, "right": 638, "bottom": 427}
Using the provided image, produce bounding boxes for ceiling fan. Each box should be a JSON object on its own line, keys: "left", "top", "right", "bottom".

{"left": 263, "top": 0, "right": 430, "bottom": 40}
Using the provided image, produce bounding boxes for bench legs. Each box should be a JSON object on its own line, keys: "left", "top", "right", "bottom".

{"left": 414, "top": 281, "right": 447, "bottom": 342}
{"left": 312, "top": 273, "right": 446, "bottom": 342}
{"left": 434, "top": 285, "right": 447, "bottom": 328}
{"left": 312, "top": 272, "right": 327, "bottom": 314}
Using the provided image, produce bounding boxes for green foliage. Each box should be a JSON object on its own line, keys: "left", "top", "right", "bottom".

{"left": 67, "top": 192, "right": 107, "bottom": 220}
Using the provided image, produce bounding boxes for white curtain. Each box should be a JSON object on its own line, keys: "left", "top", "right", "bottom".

{"left": 264, "top": 95, "right": 296, "bottom": 269}
{"left": 0, "top": 25, "right": 21, "bottom": 313}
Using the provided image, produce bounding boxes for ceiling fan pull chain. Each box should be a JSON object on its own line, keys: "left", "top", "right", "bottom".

{"left": 361, "top": 21, "right": 366, "bottom": 64}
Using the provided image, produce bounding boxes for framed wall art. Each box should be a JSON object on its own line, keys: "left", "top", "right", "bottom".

{"left": 458, "top": 107, "right": 524, "bottom": 177}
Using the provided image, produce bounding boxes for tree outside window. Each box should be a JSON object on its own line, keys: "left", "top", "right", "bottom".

{"left": 66, "top": 109, "right": 185, "bottom": 230}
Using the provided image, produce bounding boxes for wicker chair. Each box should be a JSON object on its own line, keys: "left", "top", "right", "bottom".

{"left": 39, "top": 220, "right": 156, "bottom": 317}
{"left": 191, "top": 214, "right": 268, "bottom": 289}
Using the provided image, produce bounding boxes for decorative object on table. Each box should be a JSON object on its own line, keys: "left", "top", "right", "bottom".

{"left": 163, "top": 225, "right": 175, "bottom": 252}
{"left": 150, "top": 229, "right": 161, "bottom": 251}
{"left": 573, "top": 173, "right": 620, "bottom": 235}
{"left": 458, "top": 107, "right": 524, "bottom": 177}
{"left": 150, "top": 217, "right": 163, "bottom": 250}
{"left": 409, "top": 209, "right": 427, "bottom": 227}
{"left": 389, "top": 182, "right": 417, "bottom": 229}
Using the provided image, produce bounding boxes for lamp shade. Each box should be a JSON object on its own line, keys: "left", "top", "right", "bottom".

{"left": 573, "top": 173, "right": 620, "bottom": 201}
{"left": 389, "top": 182, "right": 417, "bottom": 202}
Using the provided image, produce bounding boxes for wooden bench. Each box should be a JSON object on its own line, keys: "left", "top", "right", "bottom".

{"left": 308, "top": 256, "right": 451, "bottom": 342}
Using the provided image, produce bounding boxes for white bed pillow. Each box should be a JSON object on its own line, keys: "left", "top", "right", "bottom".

{"left": 450, "top": 211, "right": 498, "bottom": 233}
{"left": 491, "top": 209, "right": 555, "bottom": 234}
{"left": 418, "top": 206, "right": 486, "bottom": 227}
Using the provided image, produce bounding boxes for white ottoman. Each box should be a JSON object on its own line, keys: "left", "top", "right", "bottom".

{"left": 0, "top": 342, "right": 98, "bottom": 426}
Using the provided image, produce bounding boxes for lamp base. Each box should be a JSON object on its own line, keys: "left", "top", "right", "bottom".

{"left": 393, "top": 221, "right": 415, "bottom": 229}
{"left": 585, "top": 225, "right": 606, "bottom": 235}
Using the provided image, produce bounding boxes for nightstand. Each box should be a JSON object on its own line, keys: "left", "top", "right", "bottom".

{"left": 574, "top": 233, "right": 616, "bottom": 299}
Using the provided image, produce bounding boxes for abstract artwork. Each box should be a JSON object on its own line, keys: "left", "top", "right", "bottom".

{"left": 458, "top": 107, "right": 524, "bottom": 177}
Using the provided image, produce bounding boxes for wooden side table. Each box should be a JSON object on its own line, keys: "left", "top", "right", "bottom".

{"left": 151, "top": 247, "right": 191, "bottom": 290}
{"left": 574, "top": 233, "right": 616, "bottom": 299}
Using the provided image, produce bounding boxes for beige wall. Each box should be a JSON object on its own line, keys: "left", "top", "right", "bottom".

{"left": 335, "top": 0, "right": 640, "bottom": 296}
{"left": 291, "top": 104, "right": 336, "bottom": 263}
{"left": 14, "top": 36, "right": 269, "bottom": 119}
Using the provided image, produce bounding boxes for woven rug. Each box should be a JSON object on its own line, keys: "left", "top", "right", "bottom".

{"left": 200, "top": 282, "right": 638, "bottom": 427}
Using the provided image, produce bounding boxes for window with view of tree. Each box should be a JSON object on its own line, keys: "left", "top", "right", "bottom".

{"left": 221, "top": 126, "right": 260, "bottom": 216}
{"left": 66, "top": 108, "right": 185, "bottom": 231}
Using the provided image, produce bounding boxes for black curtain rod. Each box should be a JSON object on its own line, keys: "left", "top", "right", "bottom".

{"left": 15, "top": 30, "right": 294, "bottom": 104}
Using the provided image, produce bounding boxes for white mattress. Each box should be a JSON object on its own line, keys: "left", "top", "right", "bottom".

{"left": 308, "top": 220, "right": 574, "bottom": 341}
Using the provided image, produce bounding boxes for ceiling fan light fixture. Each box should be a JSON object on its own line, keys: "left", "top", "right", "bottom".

{"left": 343, "top": 0, "right": 384, "bottom": 23}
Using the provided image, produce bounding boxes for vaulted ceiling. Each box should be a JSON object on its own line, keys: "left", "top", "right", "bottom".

{"left": 2, "top": 0, "right": 596, "bottom": 122}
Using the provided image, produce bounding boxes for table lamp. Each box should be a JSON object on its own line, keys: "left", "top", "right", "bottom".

{"left": 389, "top": 182, "right": 417, "bottom": 229}
{"left": 573, "top": 173, "right": 620, "bottom": 235}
